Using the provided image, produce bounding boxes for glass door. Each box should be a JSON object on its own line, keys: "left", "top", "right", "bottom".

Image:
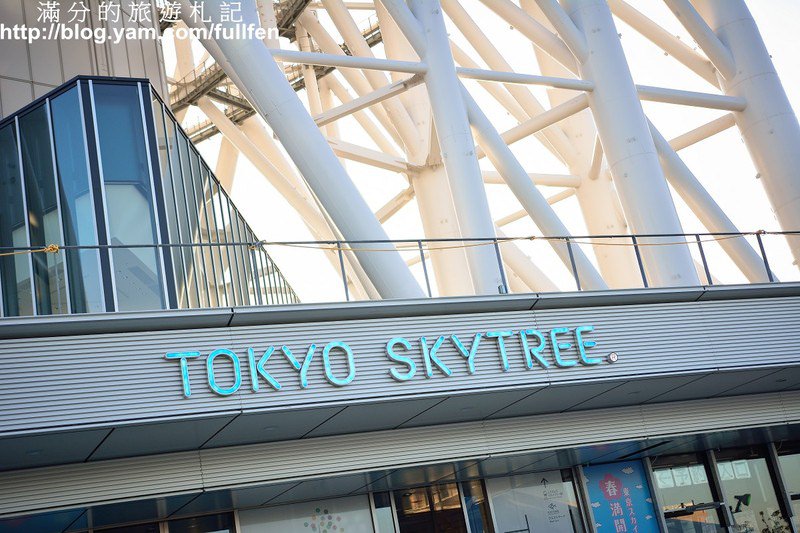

{"left": 651, "top": 453, "right": 725, "bottom": 532}
{"left": 715, "top": 448, "right": 792, "bottom": 533}
{"left": 394, "top": 483, "right": 468, "bottom": 533}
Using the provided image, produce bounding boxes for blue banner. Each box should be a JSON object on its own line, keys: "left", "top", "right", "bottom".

{"left": 584, "top": 460, "right": 660, "bottom": 533}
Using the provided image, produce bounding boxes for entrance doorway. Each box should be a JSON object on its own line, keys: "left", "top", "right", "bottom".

{"left": 394, "top": 483, "right": 468, "bottom": 533}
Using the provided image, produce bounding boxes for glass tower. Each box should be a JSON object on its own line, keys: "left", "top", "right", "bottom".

{"left": 0, "top": 76, "right": 297, "bottom": 316}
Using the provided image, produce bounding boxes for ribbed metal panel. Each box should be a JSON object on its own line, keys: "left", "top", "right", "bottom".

{"left": 1, "top": 296, "right": 799, "bottom": 435}
{"left": 0, "top": 452, "right": 203, "bottom": 514}
{"left": 1, "top": 391, "right": 796, "bottom": 517}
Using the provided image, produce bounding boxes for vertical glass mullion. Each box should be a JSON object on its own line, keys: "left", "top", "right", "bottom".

{"left": 246, "top": 229, "right": 263, "bottom": 306}
{"left": 256, "top": 245, "right": 271, "bottom": 305}
{"left": 178, "top": 137, "right": 209, "bottom": 308}
{"left": 235, "top": 216, "right": 254, "bottom": 305}
{"left": 169, "top": 124, "right": 200, "bottom": 309}
{"left": 196, "top": 163, "right": 219, "bottom": 307}
{"left": 221, "top": 192, "right": 243, "bottom": 306}
{"left": 135, "top": 83, "right": 168, "bottom": 310}
{"left": 205, "top": 178, "right": 228, "bottom": 307}
{"left": 45, "top": 99, "right": 72, "bottom": 314}
{"left": 212, "top": 181, "right": 236, "bottom": 306}
{"left": 152, "top": 99, "right": 189, "bottom": 309}
{"left": 14, "top": 118, "right": 37, "bottom": 315}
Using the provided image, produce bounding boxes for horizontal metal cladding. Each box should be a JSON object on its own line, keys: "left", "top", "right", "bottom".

{"left": 1, "top": 296, "right": 800, "bottom": 434}
{"left": 0, "top": 391, "right": 797, "bottom": 517}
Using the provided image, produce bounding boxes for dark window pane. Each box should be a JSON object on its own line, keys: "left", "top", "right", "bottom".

{"left": 169, "top": 512, "right": 234, "bottom": 533}
{"left": 92, "top": 83, "right": 165, "bottom": 311}
{"left": 51, "top": 86, "right": 104, "bottom": 313}
{"left": 19, "top": 104, "right": 69, "bottom": 315}
{"left": 98, "top": 523, "right": 159, "bottom": 533}
{"left": 0, "top": 124, "right": 33, "bottom": 316}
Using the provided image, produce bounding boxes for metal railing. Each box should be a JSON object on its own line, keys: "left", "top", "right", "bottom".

{"left": 1, "top": 231, "right": 798, "bottom": 312}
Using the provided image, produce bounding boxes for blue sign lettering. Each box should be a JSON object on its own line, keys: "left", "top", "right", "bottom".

{"left": 164, "top": 325, "right": 610, "bottom": 398}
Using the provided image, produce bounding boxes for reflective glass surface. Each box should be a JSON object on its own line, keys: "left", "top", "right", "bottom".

{"left": 651, "top": 454, "right": 724, "bottom": 533}
{"left": 716, "top": 449, "right": 791, "bottom": 533}
{"left": 51, "top": 86, "right": 104, "bottom": 313}
{"left": 0, "top": 123, "right": 33, "bottom": 316}
{"left": 19, "top": 104, "right": 68, "bottom": 315}
{"left": 92, "top": 82, "right": 165, "bottom": 311}
{"left": 461, "top": 480, "right": 494, "bottom": 533}
{"left": 168, "top": 512, "right": 234, "bottom": 533}
{"left": 394, "top": 483, "right": 467, "bottom": 533}
{"left": 486, "top": 469, "right": 585, "bottom": 533}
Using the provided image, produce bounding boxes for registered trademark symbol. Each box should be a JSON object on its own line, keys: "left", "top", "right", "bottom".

{"left": 607, "top": 352, "right": 619, "bottom": 363}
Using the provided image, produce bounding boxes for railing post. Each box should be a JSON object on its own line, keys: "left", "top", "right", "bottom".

{"left": 493, "top": 238, "right": 510, "bottom": 295}
{"left": 249, "top": 244, "right": 263, "bottom": 306}
{"left": 418, "top": 240, "right": 433, "bottom": 297}
{"left": 631, "top": 235, "right": 648, "bottom": 288}
{"left": 695, "top": 234, "right": 713, "bottom": 285}
{"left": 754, "top": 230, "right": 775, "bottom": 282}
{"left": 336, "top": 241, "right": 350, "bottom": 301}
{"left": 565, "top": 237, "right": 582, "bottom": 291}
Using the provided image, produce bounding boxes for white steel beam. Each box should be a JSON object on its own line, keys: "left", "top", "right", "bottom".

{"left": 607, "top": 0, "right": 719, "bottom": 87}
{"left": 400, "top": 0, "right": 506, "bottom": 295}
{"left": 324, "top": 75, "right": 400, "bottom": 156}
{"left": 313, "top": 74, "right": 424, "bottom": 127}
{"left": 663, "top": 0, "right": 736, "bottom": 80}
{"left": 522, "top": 0, "right": 642, "bottom": 289}
{"left": 269, "top": 49, "right": 427, "bottom": 74}
{"left": 477, "top": 0, "right": 578, "bottom": 73}
{"left": 323, "top": 0, "right": 426, "bottom": 158}
{"left": 214, "top": 137, "right": 239, "bottom": 191}
{"left": 669, "top": 113, "right": 736, "bottom": 151}
{"left": 533, "top": 0, "right": 588, "bottom": 62}
{"left": 327, "top": 138, "right": 412, "bottom": 173}
{"left": 482, "top": 171, "right": 580, "bottom": 188}
{"left": 649, "top": 120, "right": 771, "bottom": 282}
{"left": 636, "top": 85, "right": 746, "bottom": 112}
{"left": 475, "top": 94, "right": 590, "bottom": 158}
{"left": 697, "top": 0, "right": 800, "bottom": 266}
{"left": 376, "top": 187, "right": 415, "bottom": 223}
{"left": 563, "top": 0, "right": 698, "bottom": 287}
{"left": 196, "top": 1, "right": 424, "bottom": 299}
{"left": 494, "top": 189, "right": 578, "bottom": 227}
{"left": 463, "top": 87, "right": 607, "bottom": 290}
{"left": 455, "top": 67, "right": 592, "bottom": 91}
{"left": 297, "top": 12, "right": 406, "bottom": 149}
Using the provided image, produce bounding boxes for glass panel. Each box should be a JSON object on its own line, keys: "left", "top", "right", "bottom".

{"left": 651, "top": 453, "right": 724, "bottom": 532}
{"left": 487, "top": 470, "right": 585, "bottom": 533}
{"left": 777, "top": 448, "right": 800, "bottom": 494}
{"left": 0, "top": 124, "right": 34, "bottom": 316}
{"left": 19, "top": 104, "right": 68, "bottom": 315}
{"left": 177, "top": 134, "right": 208, "bottom": 308}
{"left": 461, "top": 480, "right": 494, "bottom": 533}
{"left": 98, "top": 523, "right": 159, "bottom": 533}
{"left": 51, "top": 86, "right": 104, "bottom": 314}
{"left": 394, "top": 483, "right": 468, "bottom": 533}
{"left": 234, "top": 215, "right": 253, "bottom": 305}
{"left": 92, "top": 83, "right": 165, "bottom": 311}
{"left": 168, "top": 512, "right": 234, "bottom": 533}
{"left": 199, "top": 165, "right": 221, "bottom": 307}
{"left": 189, "top": 151, "right": 217, "bottom": 307}
{"left": 373, "top": 491, "right": 397, "bottom": 533}
{"left": 164, "top": 115, "right": 199, "bottom": 308}
{"left": 211, "top": 181, "right": 234, "bottom": 306}
{"left": 150, "top": 93, "right": 188, "bottom": 309}
{"left": 219, "top": 191, "right": 242, "bottom": 306}
{"left": 238, "top": 495, "right": 374, "bottom": 532}
{"left": 716, "top": 449, "right": 791, "bottom": 532}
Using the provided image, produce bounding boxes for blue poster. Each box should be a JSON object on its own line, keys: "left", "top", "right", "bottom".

{"left": 584, "top": 460, "right": 660, "bottom": 533}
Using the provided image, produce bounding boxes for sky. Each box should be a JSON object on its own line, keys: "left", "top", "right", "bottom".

{"left": 166, "top": 0, "right": 800, "bottom": 302}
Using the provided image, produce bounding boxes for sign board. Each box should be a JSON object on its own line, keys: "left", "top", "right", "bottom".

{"left": 584, "top": 461, "right": 659, "bottom": 533}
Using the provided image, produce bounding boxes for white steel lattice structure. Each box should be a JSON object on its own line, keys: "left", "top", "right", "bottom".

{"left": 166, "top": 0, "right": 800, "bottom": 300}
